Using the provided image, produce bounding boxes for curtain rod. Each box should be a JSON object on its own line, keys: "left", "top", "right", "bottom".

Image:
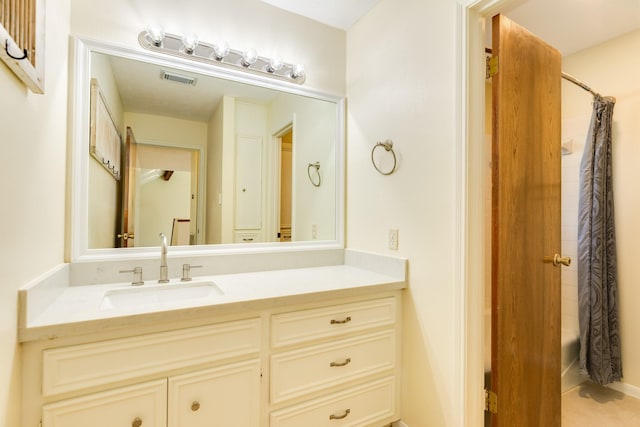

{"left": 484, "top": 47, "right": 601, "bottom": 98}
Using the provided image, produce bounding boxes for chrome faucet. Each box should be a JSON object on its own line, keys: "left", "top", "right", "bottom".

{"left": 159, "top": 232, "right": 169, "bottom": 283}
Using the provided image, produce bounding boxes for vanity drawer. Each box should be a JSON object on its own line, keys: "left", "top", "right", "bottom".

{"left": 269, "top": 377, "right": 396, "bottom": 427}
{"left": 234, "top": 231, "right": 262, "bottom": 243}
{"left": 271, "top": 297, "right": 396, "bottom": 348}
{"left": 270, "top": 330, "right": 396, "bottom": 403}
{"left": 42, "top": 318, "right": 261, "bottom": 397}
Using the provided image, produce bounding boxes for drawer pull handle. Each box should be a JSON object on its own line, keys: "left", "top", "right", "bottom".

{"left": 132, "top": 417, "right": 143, "bottom": 427}
{"left": 330, "top": 357, "right": 351, "bottom": 367}
{"left": 329, "top": 409, "right": 351, "bottom": 420}
{"left": 191, "top": 401, "right": 200, "bottom": 411}
{"left": 330, "top": 316, "right": 351, "bottom": 325}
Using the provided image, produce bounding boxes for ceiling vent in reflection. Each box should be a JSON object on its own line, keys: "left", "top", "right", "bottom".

{"left": 160, "top": 70, "right": 197, "bottom": 86}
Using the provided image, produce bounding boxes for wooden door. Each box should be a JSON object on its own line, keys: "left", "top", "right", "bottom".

{"left": 491, "top": 14, "right": 561, "bottom": 426}
{"left": 120, "top": 126, "right": 138, "bottom": 248}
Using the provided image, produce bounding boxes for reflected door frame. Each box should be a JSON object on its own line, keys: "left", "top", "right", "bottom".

{"left": 134, "top": 139, "right": 206, "bottom": 246}
{"left": 267, "top": 119, "right": 296, "bottom": 243}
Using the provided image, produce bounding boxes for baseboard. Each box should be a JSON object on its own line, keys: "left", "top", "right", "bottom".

{"left": 391, "top": 421, "right": 409, "bottom": 427}
{"left": 607, "top": 380, "right": 640, "bottom": 399}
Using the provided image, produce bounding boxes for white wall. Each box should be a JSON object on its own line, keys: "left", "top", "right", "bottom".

{"left": 269, "top": 94, "right": 337, "bottom": 241}
{"left": 562, "top": 29, "right": 640, "bottom": 391}
{"left": 88, "top": 52, "right": 124, "bottom": 248}
{"left": 69, "top": 0, "right": 346, "bottom": 95}
{"left": 0, "top": 1, "right": 70, "bottom": 425}
{"left": 347, "top": 0, "right": 458, "bottom": 425}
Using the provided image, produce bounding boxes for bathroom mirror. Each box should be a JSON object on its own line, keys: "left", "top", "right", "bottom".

{"left": 69, "top": 37, "right": 344, "bottom": 260}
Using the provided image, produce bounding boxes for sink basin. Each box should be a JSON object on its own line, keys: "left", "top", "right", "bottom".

{"left": 100, "top": 281, "right": 224, "bottom": 309}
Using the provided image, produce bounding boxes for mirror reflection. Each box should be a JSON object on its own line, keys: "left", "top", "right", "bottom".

{"left": 86, "top": 50, "right": 338, "bottom": 249}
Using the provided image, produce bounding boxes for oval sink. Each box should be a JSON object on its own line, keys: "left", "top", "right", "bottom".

{"left": 101, "top": 281, "right": 224, "bottom": 310}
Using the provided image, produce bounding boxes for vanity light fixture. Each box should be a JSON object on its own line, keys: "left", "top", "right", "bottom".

{"left": 139, "top": 28, "right": 306, "bottom": 84}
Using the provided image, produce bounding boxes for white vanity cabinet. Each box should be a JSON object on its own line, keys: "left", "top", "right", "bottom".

{"left": 26, "top": 292, "right": 402, "bottom": 427}
{"left": 38, "top": 318, "right": 262, "bottom": 427}
{"left": 269, "top": 296, "right": 400, "bottom": 426}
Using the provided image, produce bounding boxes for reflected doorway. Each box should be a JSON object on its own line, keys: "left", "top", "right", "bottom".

{"left": 278, "top": 128, "right": 293, "bottom": 242}
{"left": 133, "top": 144, "right": 200, "bottom": 247}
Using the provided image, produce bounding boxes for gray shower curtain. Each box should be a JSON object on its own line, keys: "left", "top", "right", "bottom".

{"left": 577, "top": 95, "right": 621, "bottom": 385}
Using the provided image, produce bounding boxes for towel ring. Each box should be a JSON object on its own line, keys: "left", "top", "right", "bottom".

{"left": 308, "top": 162, "right": 321, "bottom": 187}
{"left": 371, "top": 139, "right": 397, "bottom": 175}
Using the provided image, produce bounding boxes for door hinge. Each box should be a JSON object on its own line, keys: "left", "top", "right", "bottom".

{"left": 485, "top": 388, "right": 498, "bottom": 413}
{"left": 486, "top": 55, "right": 499, "bottom": 79}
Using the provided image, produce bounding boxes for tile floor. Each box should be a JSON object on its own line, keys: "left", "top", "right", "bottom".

{"left": 562, "top": 381, "right": 640, "bottom": 426}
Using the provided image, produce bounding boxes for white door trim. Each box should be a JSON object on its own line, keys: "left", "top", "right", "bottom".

{"left": 454, "top": 1, "right": 516, "bottom": 426}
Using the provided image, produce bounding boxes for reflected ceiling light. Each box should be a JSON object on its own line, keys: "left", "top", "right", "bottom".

{"left": 138, "top": 30, "right": 306, "bottom": 85}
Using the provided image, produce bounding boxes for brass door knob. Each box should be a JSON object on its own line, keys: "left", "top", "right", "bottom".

{"left": 191, "top": 401, "right": 200, "bottom": 412}
{"left": 132, "top": 417, "right": 142, "bottom": 427}
{"left": 544, "top": 254, "right": 571, "bottom": 267}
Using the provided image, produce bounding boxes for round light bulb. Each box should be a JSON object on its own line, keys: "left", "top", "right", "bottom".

{"left": 267, "top": 56, "right": 283, "bottom": 73}
{"left": 212, "top": 40, "right": 230, "bottom": 61}
{"left": 146, "top": 26, "right": 164, "bottom": 47}
{"left": 291, "top": 63, "right": 305, "bottom": 79}
{"left": 241, "top": 49, "right": 258, "bottom": 67}
{"left": 181, "top": 34, "right": 199, "bottom": 54}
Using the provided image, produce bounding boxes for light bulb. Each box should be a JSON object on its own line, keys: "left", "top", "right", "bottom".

{"left": 241, "top": 49, "right": 258, "bottom": 67}
{"left": 211, "top": 40, "right": 229, "bottom": 61}
{"left": 146, "top": 26, "right": 164, "bottom": 47}
{"left": 267, "top": 56, "right": 283, "bottom": 73}
{"left": 291, "top": 63, "right": 305, "bottom": 79}
{"left": 181, "top": 34, "right": 199, "bottom": 55}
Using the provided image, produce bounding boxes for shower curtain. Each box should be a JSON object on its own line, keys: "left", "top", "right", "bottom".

{"left": 577, "top": 95, "right": 621, "bottom": 385}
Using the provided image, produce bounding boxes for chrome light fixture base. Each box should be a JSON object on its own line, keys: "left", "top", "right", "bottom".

{"left": 138, "top": 31, "right": 306, "bottom": 85}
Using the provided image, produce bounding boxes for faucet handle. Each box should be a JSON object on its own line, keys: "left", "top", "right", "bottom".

{"left": 181, "top": 264, "right": 203, "bottom": 282}
{"left": 120, "top": 267, "right": 144, "bottom": 286}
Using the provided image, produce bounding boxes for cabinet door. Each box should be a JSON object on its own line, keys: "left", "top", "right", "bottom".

{"left": 168, "top": 359, "right": 261, "bottom": 427}
{"left": 235, "top": 135, "right": 262, "bottom": 229}
{"left": 42, "top": 379, "right": 166, "bottom": 427}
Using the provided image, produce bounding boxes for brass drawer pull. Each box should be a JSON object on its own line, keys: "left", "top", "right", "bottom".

{"left": 330, "top": 316, "right": 351, "bottom": 325}
{"left": 329, "top": 409, "right": 351, "bottom": 420}
{"left": 329, "top": 357, "right": 351, "bottom": 367}
{"left": 132, "top": 417, "right": 142, "bottom": 427}
{"left": 191, "top": 401, "right": 200, "bottom": 411}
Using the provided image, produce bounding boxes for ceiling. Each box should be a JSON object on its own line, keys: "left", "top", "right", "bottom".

{"left": 108, "top": 0, "right": 640, "bottom": 121}
{"left": 261, "top": 0, "right": 640, "bottom": 56}
{"left": 502, "top": 0, "right": 640, "bottom": 56}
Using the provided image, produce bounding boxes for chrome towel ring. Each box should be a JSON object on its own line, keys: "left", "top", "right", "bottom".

{"left": 308, "top": 161, "right": 321, "bottom": 187}
{"left": 371, "top": 139, "right": 397, "bottom": 175}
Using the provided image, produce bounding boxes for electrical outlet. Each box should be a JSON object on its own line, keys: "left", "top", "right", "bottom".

{"left": 312, "top": 224, "right": 318, "bottom": 239}
{"left": 388, "top": 229, "right": 399, "bottom": 250}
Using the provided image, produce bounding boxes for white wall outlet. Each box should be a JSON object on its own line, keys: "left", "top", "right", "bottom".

{"left": 312, "top": 224, "right": 318, "bottom": 239}
{"left": 388, "top": 229, "right": 399, "bottom": 250}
